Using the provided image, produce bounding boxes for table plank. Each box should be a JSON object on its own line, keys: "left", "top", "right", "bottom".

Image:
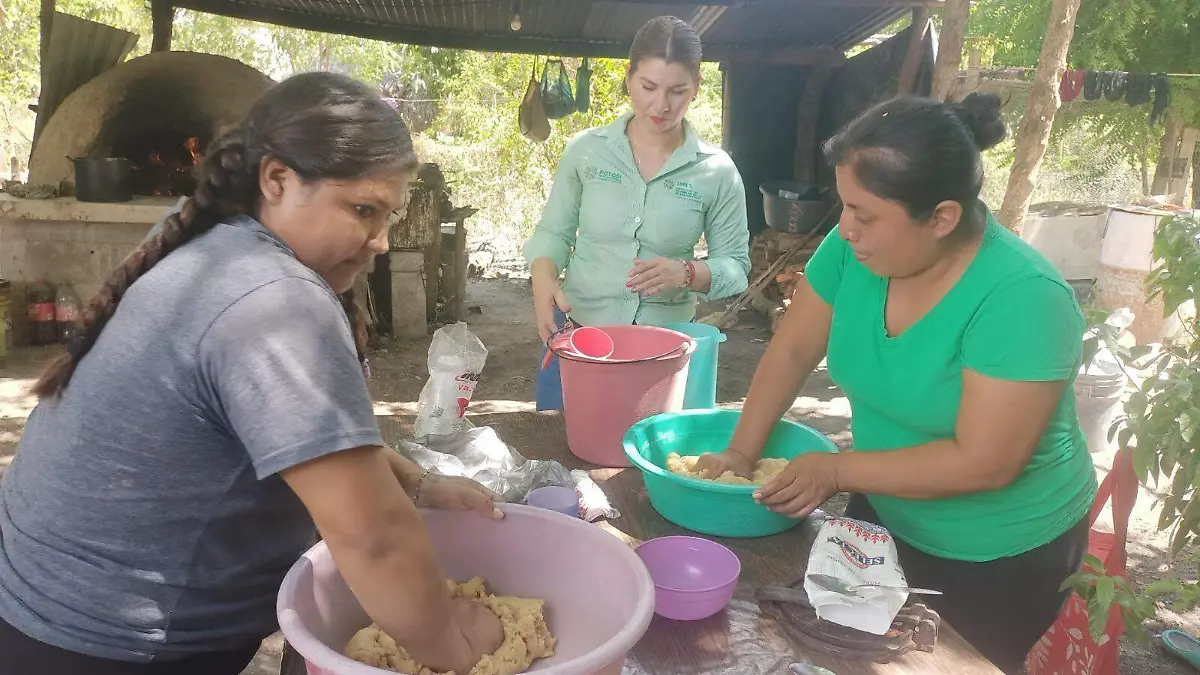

{"left": 376, "top": 412, "right": 1004, "bottom": 675}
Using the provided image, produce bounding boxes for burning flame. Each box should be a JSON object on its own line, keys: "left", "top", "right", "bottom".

{"left": 185, "top": 137, "right": 200, "bottom": 165}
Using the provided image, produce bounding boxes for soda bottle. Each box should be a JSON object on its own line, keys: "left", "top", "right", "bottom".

{"left": 26, "top": 281, "right": 56, "bottom": 347}
{"left": 55, "top": 283, "right": 82, "bottom": 344}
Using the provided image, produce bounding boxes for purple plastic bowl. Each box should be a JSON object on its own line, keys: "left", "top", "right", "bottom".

{"left": 634, "top": 536, "right": 741, "bottom": 621}
{"left": 525, "top": 485, "right": 581, "bottom": 518}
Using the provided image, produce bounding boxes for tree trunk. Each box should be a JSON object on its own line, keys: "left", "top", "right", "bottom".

{"left": 1151, "top": 114, "right": 1183, "bottom": 197}
{"left": 1192, "top": 146, "right": 1200, "bottom": 209}
{"left": 930, "top": 0, "right": 970, "bottom": 101}
{"left": 997, "top": 0, "right": 1083, "bottom": 235}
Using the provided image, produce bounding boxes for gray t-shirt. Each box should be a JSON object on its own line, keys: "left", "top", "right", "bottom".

{"left": 0, "top": 215, "right": 382, "bottom": 661}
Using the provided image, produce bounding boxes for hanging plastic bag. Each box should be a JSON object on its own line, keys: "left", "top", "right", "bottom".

{"left": 575, "top": 57, "right": 591, "bottom": 113}
{"left": 519, "top": 65, "right": 551, "bottom": 142}
{"left": 540, "top": 58, "right": 576, "bottom": 119}
{"left": 414, "top": 322, "right": 489, "bottom": 440}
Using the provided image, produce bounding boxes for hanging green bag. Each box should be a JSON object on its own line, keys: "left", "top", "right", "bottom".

{"left": 540, "top": 58, "right": 576, "bottom": 119}
{"left": 575, "top": 57, "right": 591, "bottom": 113}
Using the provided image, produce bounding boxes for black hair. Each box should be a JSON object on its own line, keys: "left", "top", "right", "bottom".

{"left": 36, "top": 71, "right": 416, "bottom": 397}
{"left": 823, "top": 93, "right": 1007, "bottom": 230}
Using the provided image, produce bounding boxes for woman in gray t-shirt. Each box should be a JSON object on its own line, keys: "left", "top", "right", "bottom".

{"left": 0, "top": 72, "right": 504, "bottom": 675}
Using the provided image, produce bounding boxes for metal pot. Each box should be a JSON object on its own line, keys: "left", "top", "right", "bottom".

{"left": 68, "top": 156, "right": 133, "bottom": 203}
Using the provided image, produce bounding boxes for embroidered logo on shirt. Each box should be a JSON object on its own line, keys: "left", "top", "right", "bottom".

{"left": 663, "top": 178, "right": 702, "bottom": 203}
{"left": 584, "top": 165, "right": 623, "bottom": 185}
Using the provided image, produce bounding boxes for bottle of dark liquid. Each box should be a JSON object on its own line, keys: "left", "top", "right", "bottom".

{"left": 27, "top": 281, "right": 56, "bottom": 347}
{"left": 55, "top": 283, "right": 81, "bottom": 345}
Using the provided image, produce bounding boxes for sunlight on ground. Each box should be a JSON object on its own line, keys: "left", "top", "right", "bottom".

{"left": 372, "top": 399, "right": 537, "bottom": 416}
{"left": 0, "top": 378, "right": 37, "bottom": 420}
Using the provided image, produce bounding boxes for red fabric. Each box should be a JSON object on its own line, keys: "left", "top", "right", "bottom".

{"left": 1026, "top": 448, "right": 1137, "bottom": 675}
{"left": 1061, "top": 69, "right": 1087, "bottom": 102}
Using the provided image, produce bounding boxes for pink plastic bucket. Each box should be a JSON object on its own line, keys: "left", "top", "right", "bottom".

{"left": 551, "top": 325, "right": 695, "bottom": 467}
{"left": 277, "top": 504, "right": 655, "bottom": 675}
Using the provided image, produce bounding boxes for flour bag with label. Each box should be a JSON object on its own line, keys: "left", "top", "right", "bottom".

{"left": 805, "top": 516, "right": 909, "bottom": 635}
{"left": 415, "top": 322, "right": 488, "bottom": 440}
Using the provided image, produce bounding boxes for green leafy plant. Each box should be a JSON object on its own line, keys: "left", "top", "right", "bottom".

{"left": 1066, "top": 212, "right": 1200, "bottom": 643}
{"left": 1061, "top": 553, "right": 1156, "bottom": 645}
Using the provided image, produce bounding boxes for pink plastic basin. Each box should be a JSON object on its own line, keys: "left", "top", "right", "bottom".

{"left": 278, "top": 504, "right": 655, "bottom": 675}
{"left": 634, "top": 536, "right": 740, "bottom": 621}
{"left": 552, "top": 325, "right": 695, "bottom": 468}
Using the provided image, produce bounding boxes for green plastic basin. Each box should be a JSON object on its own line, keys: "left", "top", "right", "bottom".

{"left": 622, "top": 409, "right": 838, "bottom": 538}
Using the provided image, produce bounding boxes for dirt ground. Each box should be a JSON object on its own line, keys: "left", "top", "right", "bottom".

{"left": 0, "top": 278, "right": 1195, "bottom": 675}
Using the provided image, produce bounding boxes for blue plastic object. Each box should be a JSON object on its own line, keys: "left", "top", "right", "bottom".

{"left": 664, "top": 322, "right": 727, "bottom": 409}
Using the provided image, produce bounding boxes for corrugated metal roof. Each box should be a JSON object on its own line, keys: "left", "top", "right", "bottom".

{"left": 32, "top": 12, "right": 138, "bottom": 147}
{"left": 169, "top": 0, "right": 928, "bottom": 59}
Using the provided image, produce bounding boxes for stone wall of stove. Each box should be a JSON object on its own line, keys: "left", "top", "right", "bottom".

{"left": 0, "top": 196, "right": 172, "bottom": 345}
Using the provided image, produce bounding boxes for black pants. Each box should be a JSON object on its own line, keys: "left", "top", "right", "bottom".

{"left": 844, "top": 494, "right": 1088, "bottom": 675}
{"left": 0, "top": 615, "right": 261, "bottom": 675}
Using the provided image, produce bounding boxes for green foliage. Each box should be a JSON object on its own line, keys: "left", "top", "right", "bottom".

{"left": 1062, "top": 554, "right": 1156, "bottom": 645}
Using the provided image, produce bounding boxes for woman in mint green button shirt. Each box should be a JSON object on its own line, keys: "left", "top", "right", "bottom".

{"left": 523, "top": 16, "right": 751, "bottom": 410}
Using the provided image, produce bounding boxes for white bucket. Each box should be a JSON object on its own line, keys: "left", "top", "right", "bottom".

{"left": 1074, "top": 370, "right": 1125, "bottom": 454}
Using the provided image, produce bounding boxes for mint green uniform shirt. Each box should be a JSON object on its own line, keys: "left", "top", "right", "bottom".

{"left": 523, "top": 113, "right": 751, "bottom": 327}
{"left": 804, "top": 214, "right": 1097, "bottom": 562}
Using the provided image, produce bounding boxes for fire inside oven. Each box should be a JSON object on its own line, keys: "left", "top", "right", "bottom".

{"left": 92, "top": 85, "right": 212, "bottom": 197}
{"left": 112, "top": 131, "right": 206, "bottom": 197}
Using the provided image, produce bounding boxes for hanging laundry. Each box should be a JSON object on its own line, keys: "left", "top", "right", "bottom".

{"left": 1124, "top": 74, "right": 1152, "bottom": 106}
{"left": 1150, "top": 73, "right": 1170, "bottom": 127}
{"left": 1083, "top": 70, "right": 1103, "bottom": 101}
{"left": 1102, "top": 71, "right": 1127, "bottom": 101}
{"left": 1060, "top": 69, "right": 1085, "bottom": 102}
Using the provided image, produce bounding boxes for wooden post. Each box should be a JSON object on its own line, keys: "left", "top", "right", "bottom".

{"left": 453, "top": 216, "right": 468, "bottom": 321}
{"left": 793, "top": 62, "right": 834, "bottom": 183}
{"left": 997, "top": 0, "right": 1083, "bottom": 235}
{"left": 930, "top": 0, "right": 970, "bottom": 101}
{"left": 151, "top": 0, "right": 173, "bottom": 52}
{"left": 897, "top": 8, "right": 930, "bottom": 95}
{"left": 1150, "top": 114, "right": 1183, "bottom": 198}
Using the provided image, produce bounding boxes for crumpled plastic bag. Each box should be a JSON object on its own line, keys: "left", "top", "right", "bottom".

{"left": 414, "top": 322, "right": 488, "bottom": 440}
{"left": 393, "top": 426, "right": 619, "bottom": 521}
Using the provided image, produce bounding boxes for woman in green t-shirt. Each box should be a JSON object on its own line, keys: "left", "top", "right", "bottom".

{"left": 697, "top": 93, "right": 1096, "bottom": 674}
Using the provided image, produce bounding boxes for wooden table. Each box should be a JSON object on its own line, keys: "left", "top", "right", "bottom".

{"left": 282, "top": 412, "right": 1003, "bottom": 675}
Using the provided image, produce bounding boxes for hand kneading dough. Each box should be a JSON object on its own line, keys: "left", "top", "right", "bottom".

{"left": 343, "top": 577, "right": 555, "bottom": 675}
{"left": 666, "top": 451, "right": 788, "bottom": 485}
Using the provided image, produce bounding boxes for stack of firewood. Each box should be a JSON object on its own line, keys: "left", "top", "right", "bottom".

{"left": 747, "top": 229, "right": 821, "bottom": 332}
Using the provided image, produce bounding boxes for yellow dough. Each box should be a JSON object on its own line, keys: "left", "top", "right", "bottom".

{"left": 666, "top": 451, "right": 788, "bottom": 485}
{"left": 343, "top": 577, "right": 556, "bottom": 675}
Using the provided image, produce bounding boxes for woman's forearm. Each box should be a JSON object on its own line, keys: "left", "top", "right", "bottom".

{"left": 333, "top": 510, "right": 471, "bottom": 672}
{"left": 835, "top": 439, "right": 1018, "bottom": 499}
{"left": 727, "top": 281, "right": 832, "bottom": 461}
{"left": 531, "top": 257, "right": 560, "bottom": 286}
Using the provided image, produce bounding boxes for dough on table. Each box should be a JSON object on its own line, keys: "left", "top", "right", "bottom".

{"left": 344, "top": 577, "right": 555, "bottom": 675}
{"left": 666, "top": 451, "right": 788, "bottom": 485}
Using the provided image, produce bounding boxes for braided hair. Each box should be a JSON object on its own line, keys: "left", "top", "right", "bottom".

{"left": 35, "top": 71, "right": 416, "bottom": 398}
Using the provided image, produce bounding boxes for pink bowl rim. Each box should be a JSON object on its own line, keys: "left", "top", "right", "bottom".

{"left": 277, "top": 503, "right": 656, "bottom": 675}
{"left": 634, "top": 535, "right": 742, "bottom": 594}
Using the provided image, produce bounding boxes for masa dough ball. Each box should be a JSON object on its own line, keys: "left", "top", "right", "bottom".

{"left": 343, "top": 577, "right": 556, "bottom": 675}
{"left": 666, "top": 451, "right": 788, "bottom": 485}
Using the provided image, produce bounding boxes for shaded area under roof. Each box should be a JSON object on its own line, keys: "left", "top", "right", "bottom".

{"left": 166, "top": 0, "right": 932, "bottom": 59}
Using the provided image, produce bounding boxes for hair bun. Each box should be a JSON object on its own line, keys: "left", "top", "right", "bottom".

{"left": 952, "top": 93, "right": 1007, "bottom": 151}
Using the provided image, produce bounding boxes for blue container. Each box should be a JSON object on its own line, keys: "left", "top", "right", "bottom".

{"left": 623, "top": 409, "right": 838, "bottom": 537}
{"left": 664, "top": 322, "right": 726, "bottom": 409}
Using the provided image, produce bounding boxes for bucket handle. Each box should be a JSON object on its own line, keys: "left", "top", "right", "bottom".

{"left": 547, "top": 321, "right": 696, "bottom": 364}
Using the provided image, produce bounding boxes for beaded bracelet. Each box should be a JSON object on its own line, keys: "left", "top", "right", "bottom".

{"left": 683, "top": 260, "right": 696, "bottom": 289}
{"left": 411, "top": 470, "right": 433, "bottom": 504}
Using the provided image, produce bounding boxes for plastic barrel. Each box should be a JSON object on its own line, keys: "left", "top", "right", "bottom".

{"left": 664, "top": 322, "right": 726, "bottom": 409}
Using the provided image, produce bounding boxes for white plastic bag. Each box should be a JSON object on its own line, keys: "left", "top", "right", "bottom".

{"left": 804, "top": 516, "right": 909, "bottom": 635}
{"left": 414, "top": 322, "right": 488, "bottom": 440}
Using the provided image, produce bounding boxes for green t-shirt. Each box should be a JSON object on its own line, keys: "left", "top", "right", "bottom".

{"left": 804, "top": 214, "right": 1097, "bottom": 562}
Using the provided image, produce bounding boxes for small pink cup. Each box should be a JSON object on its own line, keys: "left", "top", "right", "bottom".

{"left": 569, "top": 326, "right": 615, "bottom": 359}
